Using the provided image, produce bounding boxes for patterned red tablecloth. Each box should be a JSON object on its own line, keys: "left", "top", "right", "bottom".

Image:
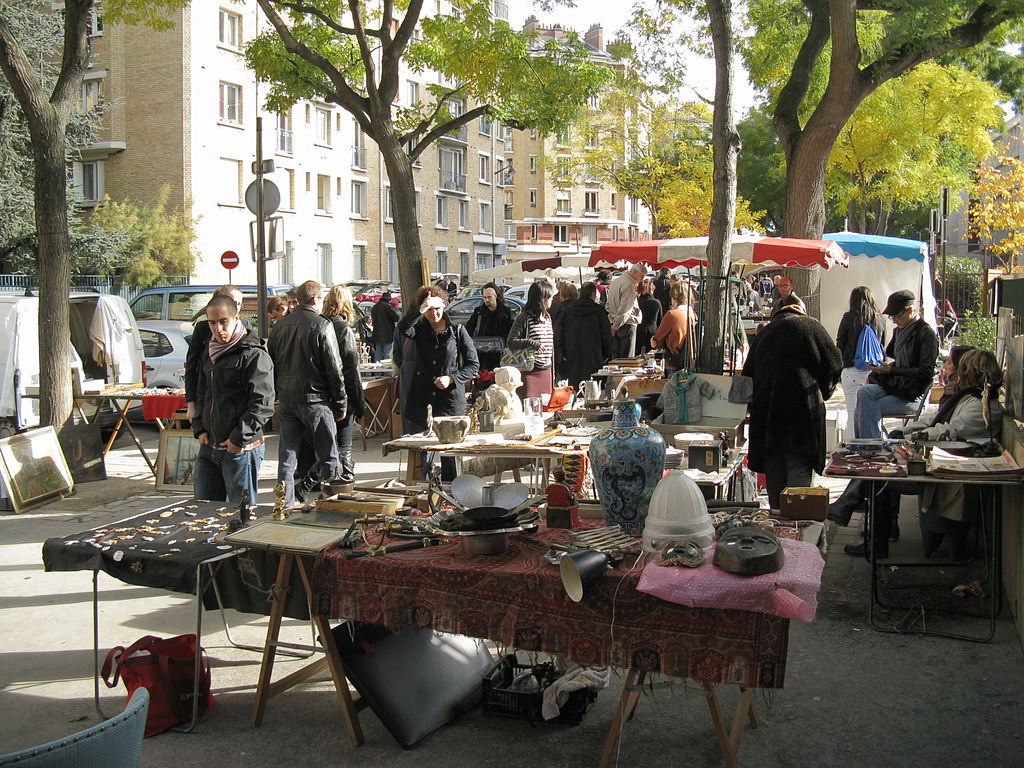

{"left": 314, "top": 528, "right": 789, "bottom": 689}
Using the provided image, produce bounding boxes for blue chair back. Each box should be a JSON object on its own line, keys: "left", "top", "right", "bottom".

{"left": 0, "top": 688, "right": 148, "bottom": 768}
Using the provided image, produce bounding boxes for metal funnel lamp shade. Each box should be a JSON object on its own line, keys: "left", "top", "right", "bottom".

{"left": 560, "top": 549, "right": 611, "bottom": 602}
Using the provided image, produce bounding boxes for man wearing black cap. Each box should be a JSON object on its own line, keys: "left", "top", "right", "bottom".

{"left": 854, "top": 289, "right": 938, "bottom": 440}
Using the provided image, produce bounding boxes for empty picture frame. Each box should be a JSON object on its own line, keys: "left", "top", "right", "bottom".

{"left": 156, "top": 429, "right": 200, "bottom": 491}
{"left": 0, "top": 426, "right": 75, "bottom": 513}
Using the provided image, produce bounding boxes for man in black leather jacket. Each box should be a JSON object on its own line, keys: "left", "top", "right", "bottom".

{"left": 855, "top": 290, "right": 938, "bottom": 440}
{"left": 268, "top": 280, "right": 348, "bottom": 503}
{"left": 192, "top": 295, "right": 274, "bottom": 504}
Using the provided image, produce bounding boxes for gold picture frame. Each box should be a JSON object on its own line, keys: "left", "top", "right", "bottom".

{"left": 0, "top": 426, "right": 75, "bottom": 513}
{"left": 155, "top": 429, "right": 200, "bottom": 491}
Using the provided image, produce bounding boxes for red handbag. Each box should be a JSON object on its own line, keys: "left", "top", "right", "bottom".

{"left": 102, "top": 634, "right": 215, "bottom": 737}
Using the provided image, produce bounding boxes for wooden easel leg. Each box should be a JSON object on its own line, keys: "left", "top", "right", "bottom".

{"left": 704, "top": 683, "right": 757, "bottom": 768}
{"left": 250, "top": 553, "right": 292, "bottom": 727}
{"left": 599, "top": 669, "right": 646, "bottom": 768}
{"left": 296, "top": 559, "right": 365, "bottom": 746}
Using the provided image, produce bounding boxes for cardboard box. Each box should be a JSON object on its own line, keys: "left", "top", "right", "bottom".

{"left": 624, "top": 377, "right": 668, "bottom": 397}
{"left": 651, "top": 373, "right": 748, "bottom": 447}
{"left": 778, "top": 487, "right": 828, "bottom": 521}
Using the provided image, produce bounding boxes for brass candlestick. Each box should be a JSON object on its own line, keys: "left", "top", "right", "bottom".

{"left": 272, "top": 480, "right": 289, "bottom": 521}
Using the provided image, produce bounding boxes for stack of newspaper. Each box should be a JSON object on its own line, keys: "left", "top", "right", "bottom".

{"left": 926, "top": 446, "right": 1024, "bottom": 480}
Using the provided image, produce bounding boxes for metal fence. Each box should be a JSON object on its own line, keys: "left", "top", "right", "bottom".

{"left": 0, "top": 274, "right": 190, "bottom": 304}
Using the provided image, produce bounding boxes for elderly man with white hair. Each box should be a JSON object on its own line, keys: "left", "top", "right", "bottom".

{"left": 605, "top": 263, "right": 646, "bottom": 358}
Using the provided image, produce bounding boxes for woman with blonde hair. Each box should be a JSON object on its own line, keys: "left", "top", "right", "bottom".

{"left": 321, "top": 284, "right": 364, "bottom": 486}
{"left": 650, "top": 280, "right": 696, "bottom": 370}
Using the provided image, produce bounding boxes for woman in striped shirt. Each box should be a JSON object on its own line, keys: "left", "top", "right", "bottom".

{"left": 506, "top": 280, "right": 555, "bottom": 400}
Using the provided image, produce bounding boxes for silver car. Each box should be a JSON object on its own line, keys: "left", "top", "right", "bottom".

{"left": 137, "top": 321, "right": 191, "bottom": 388}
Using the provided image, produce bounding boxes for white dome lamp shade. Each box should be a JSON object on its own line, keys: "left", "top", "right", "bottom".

{"left": 642, "top": 469, "right": 715, "bottom": 554}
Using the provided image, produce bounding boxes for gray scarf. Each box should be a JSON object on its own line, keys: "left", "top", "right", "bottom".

{"left": 209, "top": 322, "right": 246, "bottom": 362}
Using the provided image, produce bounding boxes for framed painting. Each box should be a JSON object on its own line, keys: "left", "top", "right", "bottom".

{"left": 156, "top": 429, "right": 200, "bottom": 491}
{"left": 0, "top": 426, "right": 75, "bottom": 513}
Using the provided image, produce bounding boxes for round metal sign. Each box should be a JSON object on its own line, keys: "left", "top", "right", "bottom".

{"left": 245, "top": 179, "right": 281, "bottom": 216}
{"left": 221, "top": 250, "right": 240, "bottom": 269}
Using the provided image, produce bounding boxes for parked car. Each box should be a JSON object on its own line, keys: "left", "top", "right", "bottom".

{"left": 129, "top": 284, "right": 292, "bottom": 325}
{"left": 347, "top": 280, "right": 401, "bottom": 307}
{"left": 445, "top": 296, "right": 524, "bottom": 326}
{"left": 137, "top": 322, "right": 191, "bottom": 389}
{"left": 0, "top": 293, "right": 145, "bottom": 434}
{"left": 501, "top": 284, "right": 532, "bottom": 302}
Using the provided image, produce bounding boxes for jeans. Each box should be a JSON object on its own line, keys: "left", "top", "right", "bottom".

{"left": 611, "top": 324, "right": 636, "bottom": 359}
{"left": 761, "top": 447, "right": 813, "bottom": 510}
{"left": 855, "top": 384, "right": 924, "bottom": 439}
{"left": 336, "top": 414, "right": 355, "bottom": 485}
{"left": 374, "top": 341, "right": 390, "bottom": 362}
{"left": 841, "top": 367, "right": 870, "bottom": 439}
{"left": 194, "top": 442, "right": 264, "bottom": 504}
{"left": 277, "top": 401, "right": 340, "bottom": 503}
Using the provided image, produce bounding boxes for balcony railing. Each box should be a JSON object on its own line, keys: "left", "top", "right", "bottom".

{"left": 493, "top": 0, "right": 509, "bottom": 21}
{"left": 442, "top": 125, "right": 468, "bottom": 143}
{"left": 352, "top": 145, "right": 366, "bottom": 168}
{"left": 439, "top": 170, "right": 467, "bottom": 193}
{"left": 277, "top": 128, "right": 293, "bottom": 154}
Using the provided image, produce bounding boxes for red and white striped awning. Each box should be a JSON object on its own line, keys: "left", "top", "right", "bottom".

{"left": 589, "top": 235, "right": 849, "bottom": 270}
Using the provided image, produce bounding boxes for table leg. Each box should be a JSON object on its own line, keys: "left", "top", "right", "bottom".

{"left": 296, "top": 558, "right": 365, "bottom": 747}
{"left": 598, "top": 669, "right": 645, "bottom": 768}
{"left": 704, "top": 684, "right": 757, "bottom": 768}
{"left": 250, "top": 553, "right": 293, "bottom": 727}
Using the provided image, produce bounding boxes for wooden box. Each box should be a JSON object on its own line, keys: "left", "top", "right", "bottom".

{"left": 651, "top": 374, "right": 748, "bottom": 447}
{"left": 778, "top": 486, "right": 829, "bottom": 521}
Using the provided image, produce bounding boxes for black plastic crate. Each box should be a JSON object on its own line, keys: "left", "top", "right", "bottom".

{"left": 482, "top": 655, "right": 597, "bottom": 725}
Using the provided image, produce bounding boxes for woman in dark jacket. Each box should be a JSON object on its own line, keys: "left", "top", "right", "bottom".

{"left": 465, "top": 282, "right": 514, "bottom": 375}
{"left": 742, "top": 297, "right": 843, "bottom": 509}
{"left": 636, "top": 278, "right": 663, "bottom": 354}
{"left": 835, "top": 286, "right": 887, "bottom": 439}
{"left": 323, "top": 285, "right": 366, "bottom": 487}
{"left": 397, "top": 291, "right": 479, "bottom": 434}
{"left": 560, "top": 282, "right": 612, "bottom": 388}
{"left": 552, "top": 282, "right": 578, "bottom": 382}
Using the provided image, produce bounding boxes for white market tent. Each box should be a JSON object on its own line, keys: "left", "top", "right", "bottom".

{"left": 819, "top": 232, "right": 938, "bottom": 340}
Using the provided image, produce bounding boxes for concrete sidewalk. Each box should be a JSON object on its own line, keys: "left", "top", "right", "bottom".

{"left": 2, "top": 424, "right": 1023, "bottom": 767}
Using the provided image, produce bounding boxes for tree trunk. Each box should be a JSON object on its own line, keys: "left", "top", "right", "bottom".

{"left": 699, "top": 0, "right": 739, "bottom": 374}
{"left": 33, "top": 120, "right": 72, "bottom": 427}
{"left": 378, "top": 136, "right": 424, "bottom": 311}
{"left": 780, "top": 126, "right": 834, "bottom": 239}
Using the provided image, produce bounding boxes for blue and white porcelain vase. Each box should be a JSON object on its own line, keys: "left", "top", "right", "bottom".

{"left": 588, "top": 399, "right": 666, "bottom": 536}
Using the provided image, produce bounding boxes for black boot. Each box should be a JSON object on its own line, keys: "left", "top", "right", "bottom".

{"left": 828, "top": 479, "right": 867, "bottom": 526}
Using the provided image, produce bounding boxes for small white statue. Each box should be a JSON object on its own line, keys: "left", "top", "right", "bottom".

{"left": 483, "top": 366, "right": 524, "bottom": 424}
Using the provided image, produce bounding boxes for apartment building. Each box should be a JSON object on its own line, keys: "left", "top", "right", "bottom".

{"left": 505, "top": 20, "right": 651, "bottom": 262}
{"left": 76, "top": 2, "right": 638, "bottom": 287}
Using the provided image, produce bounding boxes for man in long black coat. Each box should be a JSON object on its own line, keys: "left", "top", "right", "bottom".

{"left": 741, "top": 299, "right": 842, "bottom": 509}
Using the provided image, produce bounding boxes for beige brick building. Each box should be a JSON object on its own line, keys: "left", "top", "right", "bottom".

{"left": 77, "top": 3, "right": 645, "bottom": 288}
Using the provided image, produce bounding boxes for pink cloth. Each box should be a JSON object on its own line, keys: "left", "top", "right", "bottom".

{"left": 636, "top": 538, "right": 825, "bottom": 622}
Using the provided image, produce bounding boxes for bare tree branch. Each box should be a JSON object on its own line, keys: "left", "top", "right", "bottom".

{"left": 255, "top": 0, "right": 370, "bottom": 119}
{"left": 272, "top": 0, "right": 377, "bottom": 39}
{"left": 379, "top": 0, "right": 424, "bottom": 103}
{"left": 409, "top": 104, "right": 489, "bottom": 160}
{"left": 50, "top": 0, "right": 91, "bottom": 119}
{"left": 772, "top": 0, "right": 830, "bottom": 154}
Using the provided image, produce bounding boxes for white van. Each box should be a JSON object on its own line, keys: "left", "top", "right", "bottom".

{"left": 0, "top": 293, "right": 144, "bottom": 434}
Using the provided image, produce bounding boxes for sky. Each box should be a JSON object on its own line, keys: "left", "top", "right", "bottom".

{"left": 507, "top": 0, "right": 761, "bottom": 117}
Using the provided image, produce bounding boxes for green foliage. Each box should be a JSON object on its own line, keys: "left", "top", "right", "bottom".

{"left": 955, "top": 310, "right": 997, "bottom": 352}
{"left": 736, "top": 108, "right": 786, "bottom": 235}
{"left": 826, "top": 62, "right": 1003, "bottom": 231}
{"left": 89, "top": 186, "right": 198, "bottom": 286}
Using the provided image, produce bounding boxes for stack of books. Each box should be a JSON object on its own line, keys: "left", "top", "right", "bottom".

{"left": 926, "top": 447, "right": 1024, "bottom": 480}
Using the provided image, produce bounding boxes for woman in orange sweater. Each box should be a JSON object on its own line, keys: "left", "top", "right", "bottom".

{"left": 651, "top": 280, "right": 696, "bottom": 371}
